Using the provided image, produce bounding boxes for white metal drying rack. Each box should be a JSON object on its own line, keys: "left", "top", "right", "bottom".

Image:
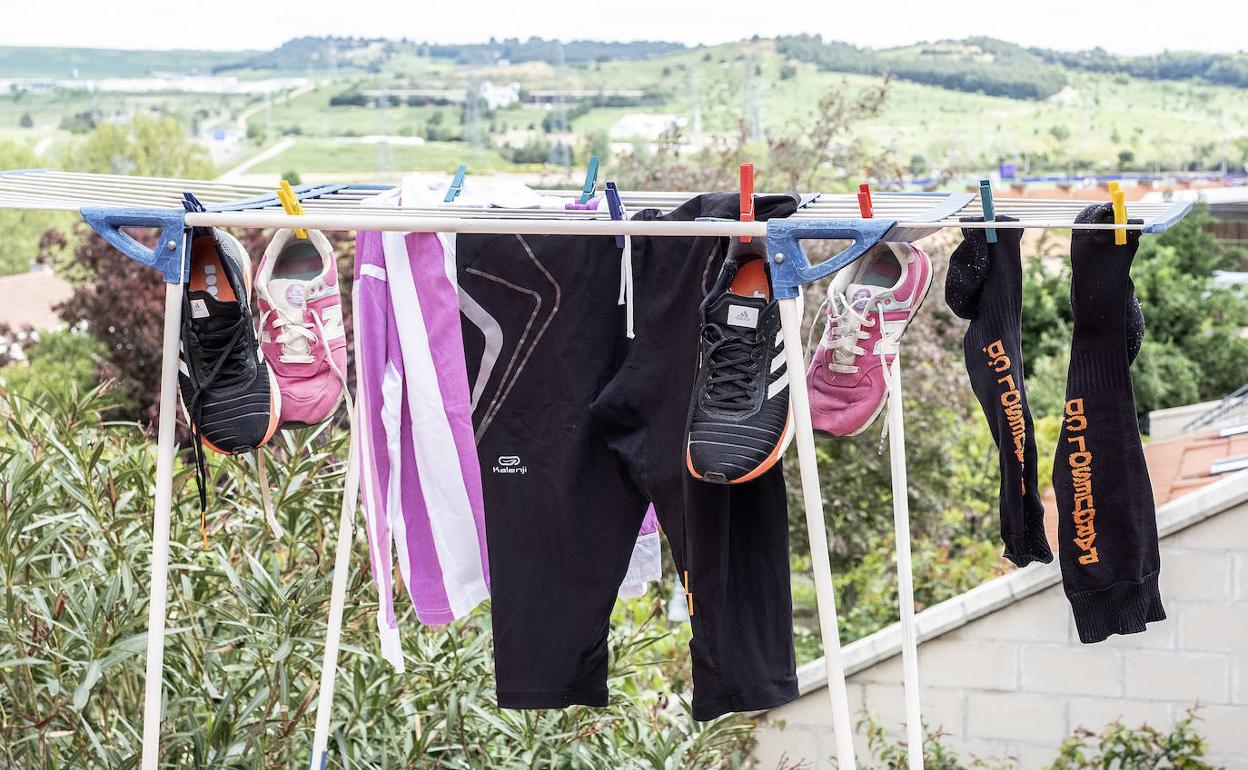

{"left": 0, "top": 169, "right": 1193, "bottom": 770}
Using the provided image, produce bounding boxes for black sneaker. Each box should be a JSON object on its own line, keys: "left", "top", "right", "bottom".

{"left": 686, "top": 240, "right": 792, "bottom": 484}
{"left": 178, "top": 229, "right": 281, "bottom": 518}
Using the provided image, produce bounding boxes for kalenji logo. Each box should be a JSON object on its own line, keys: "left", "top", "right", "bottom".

{"left": 492, "top": 455, "right": 527, "bottom": 475}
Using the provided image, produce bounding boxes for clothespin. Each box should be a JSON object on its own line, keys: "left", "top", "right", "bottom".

{"left": 739, "top": 163, "right": 755, "bottom": 243}
{"left": 277, "top": 180, "right": 307, "bottom": 239}
{"left": 1109, "top": 181, "right": 1127, "bottom": 246}
{"left": 857, "top": 182, "right": 874, "bottom": 219}
{"left": 444, "top": 164, "right": 467, "bottom": 203}
{"left": 604, "top": 182, "right": 625, "bottom": 248}
{"left": 181, "top": 192, "right": 206, "bottom": 213}
{"left": 979, "top": 178, "right": 997, "bottom": 243}
{"left": 579, "top": 155, "right": 600, "bottom": 204}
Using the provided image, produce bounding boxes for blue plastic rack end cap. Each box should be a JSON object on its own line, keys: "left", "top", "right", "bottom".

{"left": 979, "top": 178, "right": 997, "bottom": 244}
{"left": 765, "top": 218, "right": 896, "bottom": 300}
{"left": 604, "top": 182, "right": 626, "bottom": 248}
{"left": 81, "top": 206, "right": 188, "bottom": 284}
{"left": 579, "top": 155, "right": 600, "bottom": 204}
{"left": 444, "top": 164, "right": 467, "bottom": 203}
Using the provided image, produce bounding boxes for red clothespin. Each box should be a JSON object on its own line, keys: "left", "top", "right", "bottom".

{"left": 739, "top": 163, "right": 755, "bottom": 243}
{"left": 857, "top": 182, "right": 874, "bottom": 219}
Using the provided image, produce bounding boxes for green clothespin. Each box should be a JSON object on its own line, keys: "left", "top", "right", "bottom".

{"left": 979, "top": 178, "right": 997, "bottom": 244}
{"left": 579, "top": 155, "right": 600, "bottom": 204}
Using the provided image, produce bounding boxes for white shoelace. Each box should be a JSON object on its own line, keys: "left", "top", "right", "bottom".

{"left": 257, "top": 311, "right": 355, "bottom": 539}
{"left": 261, "top": 307, "right": 318, "bottom": 364}
{"left": 821, "top": 289, "right": 893, "bottom": 374}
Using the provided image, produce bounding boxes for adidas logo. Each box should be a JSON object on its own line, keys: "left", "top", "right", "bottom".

{"left": 726, "top": 304, "right": 759, "bottom": 329}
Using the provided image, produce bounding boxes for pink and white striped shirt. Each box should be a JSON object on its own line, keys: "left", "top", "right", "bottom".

{"left": 353, "top": 219, "right": 490, "bottom": 671}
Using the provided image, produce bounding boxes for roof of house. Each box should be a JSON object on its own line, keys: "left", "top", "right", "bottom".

{"left": 0, "top": 270, "right": 73, "bottom": 331}
{"left": 792, "top": 441, "right": 1248, "bottom": 697}
{"left": 1041, "top": 426, "right": 1248, "bottom": 547}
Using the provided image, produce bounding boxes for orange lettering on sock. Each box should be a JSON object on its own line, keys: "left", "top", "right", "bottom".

{"left": 1063, "top": 398, "right": 1100, "bottom": 568}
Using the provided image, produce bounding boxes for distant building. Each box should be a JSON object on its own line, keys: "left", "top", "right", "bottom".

{"left": 608, "top": 114, "right": 685, "bottom": 141}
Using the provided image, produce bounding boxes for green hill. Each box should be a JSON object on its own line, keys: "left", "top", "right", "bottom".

{"left": 0, "top": 46, "right": 249, "bottom": 79}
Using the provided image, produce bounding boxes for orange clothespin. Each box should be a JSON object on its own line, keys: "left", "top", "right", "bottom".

{"left": 857, "top": 182, "right": 874, "bottom": 219}
{"left": 739, "top": 163, "right": 755, "bottom": 243}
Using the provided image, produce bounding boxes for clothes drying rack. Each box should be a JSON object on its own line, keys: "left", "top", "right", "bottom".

{"left": 0, "top": 169, "right": 1193, "bottom": 770}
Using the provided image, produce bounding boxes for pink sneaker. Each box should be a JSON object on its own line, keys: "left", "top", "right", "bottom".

{"left": 255, "top": 229, "right": 348, "bottom": 428}
{"left": 807, "top": 242, "right": 933, "bottom": 437}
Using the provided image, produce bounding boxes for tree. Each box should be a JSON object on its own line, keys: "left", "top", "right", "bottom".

{"left": 18, "top": 112, "right": 33, "bottom": 129}
{"left": 0, "top": 141, "right": 72, "bottom": 276}
{"left": 1022, "top": 206, "right": 1248, "bottom": 422}
{"left": 64, "top": 114, "right": 215, "bottom": 178}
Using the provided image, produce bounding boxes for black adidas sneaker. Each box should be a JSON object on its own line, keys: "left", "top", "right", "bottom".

{"left": 178, "top": 229, "right": 281, "bottom": 517}
{"left": 686, "top": 240, "right": 792, "bottom": 484}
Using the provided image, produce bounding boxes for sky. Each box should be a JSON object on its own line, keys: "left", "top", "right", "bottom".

{"left": 2, "top": 0, "right": 1247, "bottom": 55}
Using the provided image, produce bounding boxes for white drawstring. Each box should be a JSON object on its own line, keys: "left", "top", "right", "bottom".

{"left": 617, "top": 205, "right": 635, "bottom": 339}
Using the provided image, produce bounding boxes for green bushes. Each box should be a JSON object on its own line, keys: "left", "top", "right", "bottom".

{"left": 857, "top": 709, "right": 1216, "bottom": 769}
{"left": 0, "top": 382, "right": 750, "bottom": 768}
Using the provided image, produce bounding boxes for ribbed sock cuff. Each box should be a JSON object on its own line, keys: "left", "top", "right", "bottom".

{"left": 1002, "top": 524, "right": 1054, "bottom": 568}
{"left": 1068, "top": 570, "right": 1165, "bottom": 644}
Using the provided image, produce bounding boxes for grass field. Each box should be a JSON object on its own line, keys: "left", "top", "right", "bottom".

{"left": 4, "top": 38, "right": 1247, "bottom": 179}
{"left": 247, "top": 138, "right": 539, "bottom": 175}
{"left": 0, "top": 46, "right": 249, "bottom": 79}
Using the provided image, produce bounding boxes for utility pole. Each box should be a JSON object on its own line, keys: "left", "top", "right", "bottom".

{"left": 550, "top": 41, "right": 571, "bottom": 171}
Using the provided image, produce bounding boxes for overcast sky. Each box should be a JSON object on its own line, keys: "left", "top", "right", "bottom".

{"left": 3, "top": 0, "right": 1246, "bottom": 55}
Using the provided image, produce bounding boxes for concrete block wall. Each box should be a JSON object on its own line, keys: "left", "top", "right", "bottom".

{"left": 753, "top": 499, "right": 1248, "bottom": 769}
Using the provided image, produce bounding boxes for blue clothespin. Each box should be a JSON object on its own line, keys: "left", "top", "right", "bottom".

{"left": 444, "top": 164, "right": 467, "bottom": 203}
{"left": 181, "top": 192, "right": 206, "bottom": 213}
{"left": 579, "top": 155, "right": 600, "bottom": 204}
{"left": 979, "top": 178, "right": 997, "bottom": 243}
{"left": 605, "top": 182, "right": 625, "bottom": 248}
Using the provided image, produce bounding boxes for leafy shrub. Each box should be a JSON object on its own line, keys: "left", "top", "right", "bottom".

{"left": 1049, "top": 708, "right": 1216, "bottom": 770}
{"left": 857, "top": 708, "right": 1217, "bottom": 770}
{"left": 0, "top": 382, "right": 751, "bottom": 768}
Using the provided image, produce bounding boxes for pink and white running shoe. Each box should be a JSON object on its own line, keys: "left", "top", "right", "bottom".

{"left": 255, "top": 229, "right": 348, "bottom": 428}
{"left": 806, "top": 242, "right": 933, "bottom": 437}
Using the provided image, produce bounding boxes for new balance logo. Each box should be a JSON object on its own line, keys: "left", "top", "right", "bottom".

{"left": 872, "top": 319, "right": 907, "bottom": 355}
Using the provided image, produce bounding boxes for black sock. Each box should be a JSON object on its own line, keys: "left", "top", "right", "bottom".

{"left": 946, "top": 216, "right": 1053, "bottom": 567}
{"left": 1054, "top": 203, "right": 1164, "bottom": 644}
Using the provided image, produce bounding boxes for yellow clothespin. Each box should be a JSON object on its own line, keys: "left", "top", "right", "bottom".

{"left": 277, "top": 180, "right": 308, "bottom": 239}
{"left": 1109, "top": 182, "right": 1127, "bottom": 246}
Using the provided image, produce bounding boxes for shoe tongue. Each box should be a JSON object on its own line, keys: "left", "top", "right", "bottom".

{"left": 710, "top": 292, "right": 767, "bottom": 339}
{"left": 188, "top": 290, "right": 241, "bottom": 328}
{"left": 268, "top": 278, "right": 309, "bottom": 312}
{"left": 846, "top": 283, "right": 883, "bottom": 311}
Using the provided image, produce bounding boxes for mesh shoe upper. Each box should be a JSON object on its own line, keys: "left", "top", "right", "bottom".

{"left": 806, "top": 242, "right": 932, "bottom": 437}
{"left": 686, "top": 245, "right": 791, "bottom": 485}
{"left": 178, "top": 228, "right": 279, "bottom": 455}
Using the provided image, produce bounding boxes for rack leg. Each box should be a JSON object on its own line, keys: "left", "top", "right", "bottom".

{"left": 309, "top": 428, "right": 361, "bottom": 770}
{"left": 886, "top": 357, "right": 924, "bottom": 770}
{"left": 140, "top": 282, "right": 184, "bottom": 770}
{"left": 778, "top": 297, "right": 857, "bottom": 770}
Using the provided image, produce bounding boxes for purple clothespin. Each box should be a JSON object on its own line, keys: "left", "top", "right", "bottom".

{"left": 605, "top": 182, "right": 625, "bottom": 248}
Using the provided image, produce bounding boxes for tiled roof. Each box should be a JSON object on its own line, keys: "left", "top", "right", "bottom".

{"left": 1042, "top": 427, "right": 1248, "bottom": 547}
{"left": 0, "top": 270, "right": 73, "bottom": 331}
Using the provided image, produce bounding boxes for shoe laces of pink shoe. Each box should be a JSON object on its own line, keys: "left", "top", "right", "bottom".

{"left": 821, "top": 288, "right": 894, "bottom": 374}
{"left": 263, "top": 306, "right": 318, "bottom": 364}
